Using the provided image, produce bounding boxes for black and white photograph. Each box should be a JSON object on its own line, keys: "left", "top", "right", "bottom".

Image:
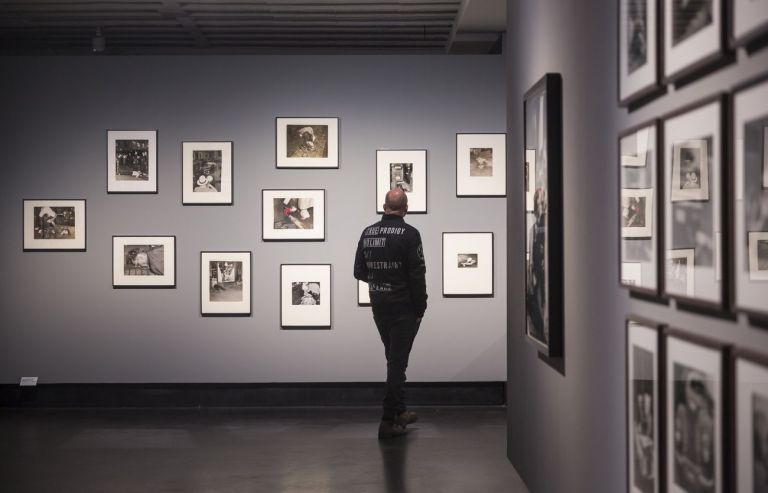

{"left": 456, "top": 133, "right": 507, "bottom": 197}
{"left": 262, "top": 189, "right": 325, "bottom": 241}
{"left": 276, "top": 117, "right": 339, "bottom": 168}
{"left": 733, "top": 0, "right": 768, "bottom": 46}
{"left": 107, "top": 130, "right": 157, "bottom": 193}
{"left": 623, "top": 262, "right": 643, "bottom": 287}
{"left": 627, "top": 320, "right": 660, "bottom": 493}
{"left": 182, "top": 141, "right": 233, "bottom": 205}
{"left": 664, "top": 0, "right": 723, "bottom": 81}
{"left": 23, "top": 199, "right": 86, "bottom": 251}
{"left": 671, "top": 140, "right": 710, "bottom": 202}
{"left": 112, "top": 236, "right": 175, "bottom": 287}
{"left": 390, "top": 162, "right": 414, "bottom": 192}
{"left": 377, "top": 150, "right": 427, "bottom": 213}
{"left": 619, "top": 0, "right": 659, "bottom": 104}
{"left": 621, "top": 127, "right": 650, "bottom": 167}
{"left": 750, "top": 232, "right": 768, "bottom": 281}
{"left": 736, "top": 354, "right": 768, "bottom": 493}
{"left": 672, "top": 0, "right": 713, "bottom": 46}
{"left": 622, "top": 189, "right": 654, "bottom": 238}
{"left": 665, "top": 332, "right": 724, "bottom": 493}
{"left": 280, "top": 264, "right": 331, "bottom": 328}
{"left": 443, "top": 233, "right": 493, "bottom": 297}
{"left": 524, "top": 73, "right": 563, "bottom": 357}
{"left": 666, "top": 249, "right": 695, "bottom": 297}
{"left": 201, "top": 252, "right": 251, "bottom": 315}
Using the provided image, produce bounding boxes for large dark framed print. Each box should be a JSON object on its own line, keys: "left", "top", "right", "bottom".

{"left": 200, "top": 251, "right": 251, "bottom": 316}
{"left": 733, "top": 75, "right": 768, "bottom": 321}
{"left": 662, "top": 96, "right": 727, "bottom": 310}
{"left": 275, "top": 117, "right": 339, "bottom": 169}
{"left": 23, "top": 199, "right": 86, "bottom": 251}
{"left": 665, "top": 330, "right": 729, "bottom": 493}
{"left": 619, "top": 0, "right": 661, "bottom": 105}
{"left": 524, "top": 73, "right": 563, "bottom": 357}
{"left": 732, "top": 0, "right": 768, "bottom": 47}
{"left": 376, "top": 149, "right": 427, "bottom": 214}
{"left": 107, "top": 130, "right": 157, "bottom": 193}
{"left": 735, "top": 350, "right": 768, "bottom": 492}
{"left": 663, "top": 0, "right": 725, "bottom": 81}
{"left": 442, "top": 232, "right": 494, "bottom": 297}
{"left": 626, "top": 318, "right": 663, "bottom": 493}
{"left": 182, "top": 141, "right": 233, "bottom": 205}
{"left": 619, "top": 122, "right": 661, "bottom": 295}
{"left": 112, "top": 235, "right": 176, "bottom": 288}
{"left": 455, "top": 133, "right": 507, "bottom": 197}
{"left": 280, "top": 264, "right": 331, "bottom": 329}
{"left": 262, "top": 189, "right": 326, "bottom": 241}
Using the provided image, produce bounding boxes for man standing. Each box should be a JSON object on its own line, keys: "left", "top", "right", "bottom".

{"left": 354, "top": 188, "right": 427, "bottom": 439}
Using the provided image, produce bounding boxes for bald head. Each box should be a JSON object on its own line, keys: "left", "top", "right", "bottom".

{"left": 384, "top": 188, "right": 408, "bottom": 216}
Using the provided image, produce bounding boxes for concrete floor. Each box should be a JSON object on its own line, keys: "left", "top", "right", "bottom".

{"left": 0, "top": 406, "right": 528, "bottom": 493}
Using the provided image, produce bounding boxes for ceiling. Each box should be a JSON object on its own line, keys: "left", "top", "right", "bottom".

{"left": 0, "top": 0, "right": 506, "bottom": 55}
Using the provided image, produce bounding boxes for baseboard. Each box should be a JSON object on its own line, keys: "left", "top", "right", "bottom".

{"left": 0, "top": 381, "right": 505, "bottom": 408}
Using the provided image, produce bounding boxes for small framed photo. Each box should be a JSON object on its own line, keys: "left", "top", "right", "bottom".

{"left": 666, "top": 248, "right": 695, "bottom": 297}
{"left": 280, "top": 264, "right": 331, "bottom": 329}
{"left": 749, "top": 232, "right": 768, "bottom": 281}
{"left": 732, "top": 0, "right": 768, "bottom": 47}
{"left": 622, "top": 189, "right": 654, "bottom": 238}
{"left": 442, "top": 232, "right": 494, "bottom": 297}
{"left": 201, "top": 251, "right": 251, "bottom": 316}
{"left": 276, "top": 117, "right": 339, "bottom": 169}
{"left": 626, "top": 318, "right": 663, "bottom": 493}
{"left": 107, "top": 130, "right": 157, "bottom": 193}
{"left": 665, "top": 330, "right": 728, "bottom": 493}
{"left": 455, "top": 133, "right": 506, "bottom": 197}
{"left": 376, "top": 149, "right": 427, "bottom": 214}
{"left": 621, "top": 127, "right": 651, "bottom": 167}
{"left": 525, "top": 149, "right": 536, "bottom": 212}
{"left": 619, "top": 0, "right": 661, "bottom": 105}
{"left": 23, "top": 199, "right": 86, "bottom": 251}
{"left": 663, "top": 0, "right": 725, "bottom": 81}
{"left": 735, "top": 350, "right": 768, "bottom": 493}
{"left": 112, "top": 236, "right": 176, "bottom": 288}
{"left": 671, "top": 139, "right": 710, "bottom": 202}
{"left": 182, "top": 141, "right": 233, "bottom": 205}
{"left": 358, "top": 280, "right": 371, "bottom": 306}
{"left": 262, "top": 189, "right": 325, "bottom": 241}
{"left": 622, "top": 262, "right": 643, "bottom": 286}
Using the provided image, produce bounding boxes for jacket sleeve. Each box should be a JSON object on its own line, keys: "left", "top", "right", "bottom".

{"left": 407, "top": 231, "right": 427, "bottom": 317}
{"left": 353, "top": 234, "right": 368, "bottom": 282}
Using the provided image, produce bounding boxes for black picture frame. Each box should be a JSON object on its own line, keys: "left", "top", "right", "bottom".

{"left": 455, "top": 133, "right": 507, "bottom": 198}
{"left": 279, "top": 263, "right": 332, "bottom": 330}
{"left": 106, "top": 129, "right": 158, "bottom": 194}
{"left": 441, "top": 232, "right": 494, "bottom": 297}
{"left": 523, "top": 73, "right": 563, "bottom": 358}
{"left": 181, "top": 141, "right": 234, "bottom": 206}
{"left": 261, "top": 189, "right": 326, "bottom": 242}
{"left": 618, "top": 0, "right": 664, "bottom": 106}
{"left": 732, "top": 347, "right": 768, "bottom": 493}
{"left": 200, "top": 251, "right": 252, "bottom": 317}
{"left": 375, "top": 149, "right": 428, "bottom": 214}
{"left": 618, "top": 120, "right": 665, "bottom": 298}
{"left": 275, "top": 117, "right": 340, "bottom": 169}
{"left": 22, "top": 198, "right": 87, "bottom": 252}
{"left": 112, "top": 235, "right": 177, "bottom": 289}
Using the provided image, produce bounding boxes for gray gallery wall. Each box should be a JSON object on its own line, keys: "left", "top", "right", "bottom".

{"left": 506, "top": 0, "right": 768, "bottom": 492}
{"left": 0, "top": 54, "right": 506, "bottom": 384}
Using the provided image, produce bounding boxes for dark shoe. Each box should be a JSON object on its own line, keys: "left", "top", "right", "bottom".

{"left": 396, "top": 410, "right": 418, "bottom": 426}
{"left": 378, "top": 421, "right": 408, "bottom": 439}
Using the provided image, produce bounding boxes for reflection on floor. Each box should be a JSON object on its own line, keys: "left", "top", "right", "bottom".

{"left": 0, "top": 406, "right": 529, "bottom": 493}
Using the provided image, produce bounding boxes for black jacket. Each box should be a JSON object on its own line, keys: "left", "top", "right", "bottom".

{"left": 353, "top": 214, "right": 427, "bottom": 317}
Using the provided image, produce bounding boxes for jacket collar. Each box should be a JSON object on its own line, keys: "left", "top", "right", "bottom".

{"left": 382, "top": 214, "right": 405, "bottom": 222}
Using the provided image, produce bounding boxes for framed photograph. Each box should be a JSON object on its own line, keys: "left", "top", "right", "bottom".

{"left": 735, "top": 350, "right": 768, "bottom": 492}
{"left": 666, "top": 248, "right": 695, "bottom": 297}
{"left": 664, "top": 0, "right": 725, "bottom": 81}
{"left": 732, "top": 0, "right": 768, "bottom": 47}
{"left": 182, "top": 141, "right": 233, "bottom": 205}
{"left": 262, "top": 189, "right": 325, "bottom": 241}
{"left": 623, "top": 262, "right": 644, "bottom": 287}
{"left": 622, "top": 127, "right": 652, "bottom": 168}
{"left": 107, "top": 130, "right": 157, "bottom": 193}
{"left": 524, "top": 73, "right": 563, "bottom": 357}
{"left": 733, "top": 76, "right": 768, "bottom": 320}
{"left": 626, "top": 318, "right": 663, "bottom": 493}
{"left": 358, "top": 280, "right": 371, "bottom": 306}
{"left": 619, "top": 0, "right": 661, "bottom": 105}
{"left": 275, "top": 117, "right": 339, "bottom": 169}
{"left": 23, "top": 199, "right": 86, "bottom": 251}
{"left": 376, "top": 149, "right": 427, "bottom": 214}
{"left": 623, "top": 189, "right": 654, "bottom": 238}
{"left": 280, "top": 264, "right": 331, "bottom": 329}
{"left": 665, "top": 330, "right": 729, "bottom": 493}
{"left": 526, "top": 149, "right": 536, "bottom": 212}
{"left": 662, "top": 96, "right": 725, "bottom": 309}
{"left": 455, "top": 133, "right": 506, "bottom": 197}
{"left": 442, "top": 232, "right": 493, "bottom": 297}
{"left": 201, "top": 251, "right": 251, "bottom": 316}
{"left": 112, "top": 236, "right": 175, "bottom": 288}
